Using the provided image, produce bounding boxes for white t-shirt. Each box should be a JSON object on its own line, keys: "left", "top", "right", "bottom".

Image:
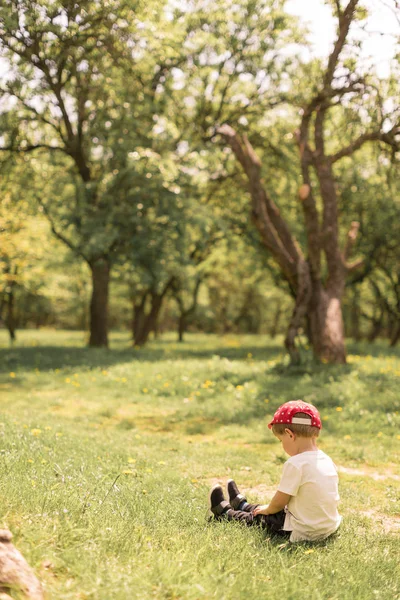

{"left": 277, "top": 449, "right": 342, "bottom": 543}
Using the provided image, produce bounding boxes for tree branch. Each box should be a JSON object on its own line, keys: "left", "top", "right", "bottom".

{"left": 218, "top": 124, "right": 302, "bottom": 289}
{"left": 38, "top": 199, "right": 88, "bottom": 263}
{"left": 0, "top": 143, "right": 69, "bottom": 155}
{"left": 324, "top": 0, "right": 359, "bottom": 89}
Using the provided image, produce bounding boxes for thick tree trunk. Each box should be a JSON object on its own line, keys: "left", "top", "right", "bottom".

{"left": 88, "top": 259, "right": 110, "bottom": 348}
{"left": 284, "top": 263, "right": 346, "bottom": 364}
{"left": 308, "top": 286, "right": 346, "bottom": 363}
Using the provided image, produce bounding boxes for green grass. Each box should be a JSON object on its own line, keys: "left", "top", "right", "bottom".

{"left": 0, "top": 330, "right": 399, "bottom": 600}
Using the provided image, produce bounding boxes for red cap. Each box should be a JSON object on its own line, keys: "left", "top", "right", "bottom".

{"left": 268, "top": 400, "right": 322, "bottom": 429}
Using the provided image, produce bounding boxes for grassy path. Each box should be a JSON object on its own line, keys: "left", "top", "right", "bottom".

{"left": 0, "top": 331, "right": 399, "bottom": 599}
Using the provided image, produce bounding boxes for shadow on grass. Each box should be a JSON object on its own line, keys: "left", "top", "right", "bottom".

{"left": 347, "top": 339, "right": 400, "bottom": 358}
{"left": 0, "top": 341, "right": 282, "bottom": 374}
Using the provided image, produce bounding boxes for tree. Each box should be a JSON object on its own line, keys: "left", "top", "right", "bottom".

{"left": 0, "top": 0, "right": 188, "bottom": 347}
{"left": 0, "top": 158, "right": 56, "bottom": 340}
{"left": 217, "top": 0, "right": 400, "bottom": 363}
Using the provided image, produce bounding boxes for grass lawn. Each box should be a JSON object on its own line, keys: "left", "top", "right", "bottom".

{"left": 0, "top": 329, "right": 399, "bottom": 600}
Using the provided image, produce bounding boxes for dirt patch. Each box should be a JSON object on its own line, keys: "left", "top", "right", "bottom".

{"left": 337, "top": 465, "right": 400, "bottom": 482}
{"left": 359, "top": 510, "right": 400, "bottom": 534}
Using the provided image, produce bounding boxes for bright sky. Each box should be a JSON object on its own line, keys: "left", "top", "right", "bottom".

{"left": 0, "top": 0, "right": 398, "bottom": 78}
{"left": 285, "top": 0, "right": 399, "bottom": 77}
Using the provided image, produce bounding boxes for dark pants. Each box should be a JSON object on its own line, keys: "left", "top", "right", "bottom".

{"left": 225, "top": 501, "right": 291, "bottom": 538}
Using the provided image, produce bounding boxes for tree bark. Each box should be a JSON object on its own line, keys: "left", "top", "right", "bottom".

{"left": 133, "top": 278, "right": 174, "bottom": 346}
{"left": 132, "top": 293, "right": 147, "bottom": 344}
{"left": 173, "top": 278, "right": 202, "bottom": 343}
{"left": 349, "top": 288, "right": 362, "bottom": 341}
{"left": 308, "top": 285, "right": 346, "bottom": 363}
{"left": 390, "top": 323, "right": 400, "bottom": 347}
{"left": 178, "top": 314, "right": 186, "bottom": 342}
{"left": 88, "top": 259, "right": 110, "bottom": 348}
{"left": 269, "top": 303, "right": 283, "bottom": 338}
{"left": 134, "top": 292, "right": 163, "bottom": 346}
{"left": 5, "top": 286, "right": 16, "bottom": 343}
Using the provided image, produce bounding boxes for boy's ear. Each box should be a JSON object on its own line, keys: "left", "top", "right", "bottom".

{"left": 284, "top": 428, "right": 295, "bottom": 439}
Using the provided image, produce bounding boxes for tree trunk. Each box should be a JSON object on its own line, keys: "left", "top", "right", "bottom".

{"left": 367, "top": 320, "right": 382, "bottom": 342}
{"left": 178, "top": 314, "right": 186, "bottom": 342}
{"left": 134, "top": 292, "right": 163, "bottom": 346}
{"left": 6, "top": 285, "right": 16, "bottom": 343}
{"left": 389, "top": 323, "right": 400, "bottom": 347}
{"left": 348, "top": 288, "right": 362, "bottom": 341}
{"left": 133, "top": 279, "right": 174, "bottom": 346}
{"left": 269, "top": 304, "right": 283, "bottom": 338}
{"left": 132, "top": 293, "right": 147, "bottom": 344}
{"left": 308, "top": 286, "right": 346, "bottom": 363}
{"left": 88, "top": 259, "right": 110, "bottom": 348}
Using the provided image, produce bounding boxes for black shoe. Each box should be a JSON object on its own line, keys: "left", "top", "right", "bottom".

{"left": 209, "top": 484, "right": 231, "bottom": 516}
{"left": 227, "top": 479, "right": 247, "bottom": 510}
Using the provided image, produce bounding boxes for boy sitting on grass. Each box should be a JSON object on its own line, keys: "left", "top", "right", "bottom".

{"left": 209, "top": 400, "right": 342, "bottom": 543}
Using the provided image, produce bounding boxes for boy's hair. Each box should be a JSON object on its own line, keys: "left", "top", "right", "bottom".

{"left": 271, "top": 412, "right": 320, "bottom": 438}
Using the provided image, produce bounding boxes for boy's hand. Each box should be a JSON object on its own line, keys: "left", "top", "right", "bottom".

{"left": 253, "top": 505, "right": 270, "bottom": 516}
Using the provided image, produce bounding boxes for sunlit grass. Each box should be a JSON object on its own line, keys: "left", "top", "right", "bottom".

{"left": 0, "top": 330, "right": 399, "bottom": 599}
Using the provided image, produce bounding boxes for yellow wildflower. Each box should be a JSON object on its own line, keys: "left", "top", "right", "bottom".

{"left": 202, "top": 380, "right": 213, "bottom": 389}
{"left": 9, "top": 372, "right": 16, "bottom": 378}
{"left": 31, "top": 429, "right": 42, "bottom": 436}
{"left": 336, "top": 407, "right": 343, "bottom": 412}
